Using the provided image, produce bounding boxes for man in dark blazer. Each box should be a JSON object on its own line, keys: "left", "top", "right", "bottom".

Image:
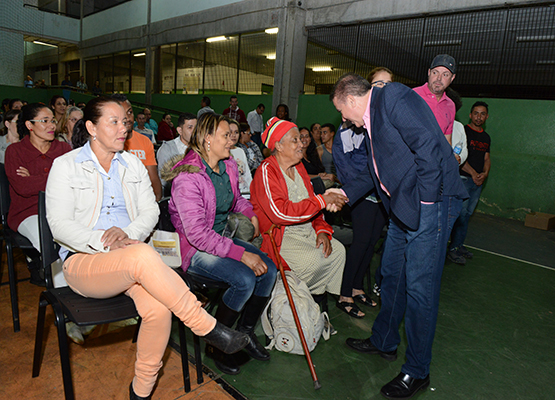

{"left": 329, "top": 73, "right": 467, "bottom": 399}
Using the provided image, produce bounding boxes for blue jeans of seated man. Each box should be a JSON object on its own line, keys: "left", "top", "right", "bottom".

{"left": 369, "top": 195, "right": 462, "bottom": 379}
{"left": 450, "top": 176, "right": 482, "bottom": 250}
{"left": 188, "top": 238, "right": 277, "bottom": 312}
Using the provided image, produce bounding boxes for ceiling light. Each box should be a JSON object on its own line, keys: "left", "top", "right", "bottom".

{"left": 459, "top": 61, "right": 490, "bottom": 66}
{"left": 134, "top": 52, "right": 146, "bottom": 57}
{"left": 265, "top": 28, "right": 279, "bottom": 34}
{"left": 266, "top": 54, "right": 276, "bottom": 60}
{"left": 517, "top": 35, "right": 555, "bottom": 42}
{"left": 33, "top": 40, "right": 58, "bottom": 48}
{"left": 537, "top": 60, "right": 555, "bottom": 65}
{"left": 423, "top": 39, "right": 462, "bottom": 46}
{"left": 206, "top": 36, "right": 227, "bottom": 43}
{"left": 312, "top": 67, "right": 333, "bottom": 72}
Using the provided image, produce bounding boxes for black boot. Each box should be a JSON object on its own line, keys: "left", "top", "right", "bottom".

{"left": 236, "top": 295, "right": 271, "bottom": 361}
{"left": 129, "top": 382, "right": 151, "bottom": 400}
{"left": 202, "top": 322, "right": 249, "bottom": 354}
{"left": 27, "top": 258, "right": 45, "bottom": 287}
{"left": 205, "top": 302, "right": 242, "bottom": 375}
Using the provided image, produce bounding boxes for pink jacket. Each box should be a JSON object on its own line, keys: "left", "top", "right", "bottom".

{"left": 164, "top": 150, "right": 256, "bottom": 270}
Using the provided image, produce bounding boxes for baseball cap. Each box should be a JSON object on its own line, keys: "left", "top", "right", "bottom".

{"left": 430, "top": 54, "right": 456, "bottom": 74}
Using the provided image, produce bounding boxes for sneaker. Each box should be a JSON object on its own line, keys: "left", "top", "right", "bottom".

{"left": 66, "top": 322, "right": 85, "bottom": 345}
{"left": 447, "top": 248, "right": 466, "bottom": 265}
{"left": 458, "top": 246, "right": 473, "bottom": 259}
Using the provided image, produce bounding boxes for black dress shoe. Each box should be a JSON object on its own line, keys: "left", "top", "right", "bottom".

{"left": 205, "top": 344, "right": 241, "bottom": 375}
{"left": 345, "top": 338, "right": 397, "bottom": 361}
{"left": 380, "top": 373, "right": 430, "bottom": 399}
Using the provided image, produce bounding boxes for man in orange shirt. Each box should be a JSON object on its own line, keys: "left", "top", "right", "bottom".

{"left": 111, "top": 94, "right": 162, "bottom": 200}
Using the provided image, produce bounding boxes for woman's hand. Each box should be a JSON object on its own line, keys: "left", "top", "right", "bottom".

{"left": 101, "top": 227, "right": 129, "bottom": 248}
{"left": 109, "top": 238, "right": 141, "bottom": 251}
{"left": 241, "top": 251, "right": 268, "bottom": 276}
{"left": 16, "top": 166, "right": 30, "bottom": 177}
{"left": 318, "top": 172, "right": 334, "bottom": 181}
{"left": 251, "top": 216, "right": 260, "bottom": 239}
{"left": 316, "top": 232, "right": 332, "bottom": 258}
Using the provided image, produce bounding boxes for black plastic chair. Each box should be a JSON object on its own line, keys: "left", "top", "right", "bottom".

{"left": 158, "top": 197, "right": 230, "bottom": 386}
{"left": 32, "top": 192, "right": 188, "bottom": 399}
{"left": 0, "top": 163, "right": 39, "bottom": 332}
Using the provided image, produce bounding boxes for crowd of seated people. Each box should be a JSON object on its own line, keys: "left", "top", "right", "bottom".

{"left": 0, "top": 78, "right": 400, "bottom": 398}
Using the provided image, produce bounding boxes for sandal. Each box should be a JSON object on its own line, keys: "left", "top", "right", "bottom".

{"left": 336, "top": 301, "right": 365, "bottom": 318}
{"left": 353, "top": 294, "right": 377, "bottom": 307}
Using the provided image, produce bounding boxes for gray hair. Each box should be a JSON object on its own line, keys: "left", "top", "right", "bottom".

{"left": 329, "top": 73, "right": 372, "bottom": 103}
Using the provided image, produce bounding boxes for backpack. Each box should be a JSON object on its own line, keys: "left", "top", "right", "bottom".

{"left": 261, "top": 271, "right": 331, "bottom": 355}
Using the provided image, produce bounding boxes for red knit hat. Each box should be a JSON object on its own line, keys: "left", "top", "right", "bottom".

{"left": 262, "top": 117, "right": 297, "bottom": 151}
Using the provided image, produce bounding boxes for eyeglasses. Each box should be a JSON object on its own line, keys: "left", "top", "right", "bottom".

{"left": 371, "top": 80, "right": 390, "bottom": 88}
{"left": 30, "top": 119, "right": 58, "bottom": 125}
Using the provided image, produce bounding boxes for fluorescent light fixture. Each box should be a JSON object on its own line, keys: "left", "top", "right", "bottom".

{"left": 33, "top": 40, "right": 58, "bottom": 48}
{"left": 517, "top": 35, "right": 555, "bottom": 42}
{"left": 134, "top": 52, "right": 146, "bottom": 57}
{"left": 206, "top": 36, "right": 227, "bottom": 43}
{"left": 265, "top": 28, "right": 279, "bottom": 34}
{"left": 266, "top": 54, "right": 276, "bottom": 60}
{"left": 423, "top": 39, "right": 461, "bottom": 46}
{"left": 312, "top": 67, "right": 333, "bottom": 72}
{"left": 459, "top": 60, "right": 490, "bottom": 66}
{"left": 537, "top": 60, "right": 555, "bottom": 65}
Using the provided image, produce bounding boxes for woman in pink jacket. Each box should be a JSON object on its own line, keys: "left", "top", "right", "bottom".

{"left": 164, "top": 113, "right": 277, "bottom": 376}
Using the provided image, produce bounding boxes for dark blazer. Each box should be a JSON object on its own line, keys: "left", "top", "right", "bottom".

{"left": 341, "top": 82, "right": 467, "bottom": 231}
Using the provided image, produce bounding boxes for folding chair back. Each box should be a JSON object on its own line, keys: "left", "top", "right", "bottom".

{"left": 0, "top": 163, "right": 37, "bottom": 332}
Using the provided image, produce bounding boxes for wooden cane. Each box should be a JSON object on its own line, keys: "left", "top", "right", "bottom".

{"left": 266, "top": 225, "right": 321, "bottom": 390}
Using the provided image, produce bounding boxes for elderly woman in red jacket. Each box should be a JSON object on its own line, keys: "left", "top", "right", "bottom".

{"left": 250, "top": 117, "right": 348, "bottom": 302}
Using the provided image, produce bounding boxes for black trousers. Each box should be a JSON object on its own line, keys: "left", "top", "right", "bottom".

{"left": 340, "top": 198, "right": 388, "bottom": 297}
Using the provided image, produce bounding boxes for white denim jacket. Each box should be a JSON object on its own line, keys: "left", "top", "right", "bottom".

{"left": 45, "top": 147, "right": 159, "bottom": 254}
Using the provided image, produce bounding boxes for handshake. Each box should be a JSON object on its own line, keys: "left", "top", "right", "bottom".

{"left": 322, "top": 188, "right": 349, "bottom": 212}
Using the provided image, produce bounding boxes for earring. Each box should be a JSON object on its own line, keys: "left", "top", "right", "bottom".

{"left": 207, "top": 141, "right": 210, "bottom": 152}
{"left": 93, "top": 136, "right": 97, "bottom": 141}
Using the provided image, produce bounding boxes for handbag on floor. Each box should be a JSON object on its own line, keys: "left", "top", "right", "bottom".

{"left": 261, "top": 271, "right": 330, "bottom": 354}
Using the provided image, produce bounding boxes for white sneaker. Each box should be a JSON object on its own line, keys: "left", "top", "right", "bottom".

{"left": 66, "top": 322, "right": 85, "bottom": 345}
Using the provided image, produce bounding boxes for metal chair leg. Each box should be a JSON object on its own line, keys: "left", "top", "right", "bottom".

{"left": 193, "top": 333, "right": 203, "bottom": 384}
{"left": 6, "top": 241, "right": 20, "bottom": 332}
{"left": 52, "top": 301, "right": 75, "bottom": 400}
{"left": 32, "top": 295, "right": 48, "bottom": 377}
{"left": 178, "top": 320, "right": 191, "bottom": 392}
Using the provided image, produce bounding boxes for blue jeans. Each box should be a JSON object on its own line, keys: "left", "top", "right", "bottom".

{"left": 370, "top": 195, "right": 462, "bottom": 379}
{"left": 450, "top": 176, "right": 482, "bottom": 250}
{"left": 188, "top": 239, "right": 277, "bottom": 312}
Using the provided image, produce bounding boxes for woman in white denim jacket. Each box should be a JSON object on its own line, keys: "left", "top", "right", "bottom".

{"left": 45, "top": 96, "right": 248, "bottom": 400}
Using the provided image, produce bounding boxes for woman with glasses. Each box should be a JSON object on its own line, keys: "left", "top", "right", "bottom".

{"left": 4, "top": 103, "right": 72, "bottom": 284}
{"left": 58, "top": 105, "right": 84, "bottom": 147}
{"left": 0, "top": 109, "right": 20, "bottom": 163}
{"left": 236, "top": 123, "right": 264, "bottom": 174}
{"left": 330, "top": 67, "right": 392, "bottom": 318}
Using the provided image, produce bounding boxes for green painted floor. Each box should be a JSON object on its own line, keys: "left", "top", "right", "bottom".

{"left": 174, "top": 213, "right": 555, "bottom": 399}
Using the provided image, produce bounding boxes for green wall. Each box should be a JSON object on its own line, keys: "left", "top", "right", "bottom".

{"left": 296, "top": 94, "right": 555, "bottom": 221}
{"left": 0, "top": 85, "right": 95, "bottom": 107}
{"left": 455, "top": 98, "right": 555, "bottom": 220}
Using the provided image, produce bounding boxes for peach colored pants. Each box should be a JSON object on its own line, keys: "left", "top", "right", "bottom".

{"left": 63, "top": 243, "right": 216, "bottom": 397}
